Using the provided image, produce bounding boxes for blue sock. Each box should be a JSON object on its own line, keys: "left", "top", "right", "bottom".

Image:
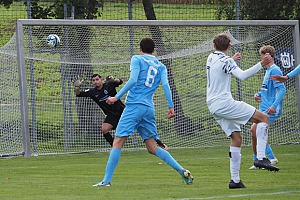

{"left": 155, "top": 148, "right": 183, "bottom": 174}
{"left": 265, "top": 145, "right": 275, "bottom": 159}
{"left": 103, "top": 148, "right": 121, "bottom": 183}
{"left": 253, "top": 154, "right": 257, "bottom": 161}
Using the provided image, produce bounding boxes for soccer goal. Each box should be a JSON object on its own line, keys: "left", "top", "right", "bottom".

{"left": 1, "top": 20, "right": 299, "bottom": 158}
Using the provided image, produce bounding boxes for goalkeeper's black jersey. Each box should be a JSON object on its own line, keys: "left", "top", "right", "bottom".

{"left": 76, "top": 80, "right": 125, "bottom": 117}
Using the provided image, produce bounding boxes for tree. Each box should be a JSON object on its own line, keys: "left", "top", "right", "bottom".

{"left": 142, "top": 0, "right": 196, "bottom": 135}
{"left": 216, "top": 0, "right": 300, "bottom": 21}
{"left": 26, "top": 0, "right": 105, "bottom": 140}
{"left": 0, "top": 0, "right": 13, "bottom": 8}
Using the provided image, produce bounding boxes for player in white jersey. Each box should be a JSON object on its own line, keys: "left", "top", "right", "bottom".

{"left": 93, "top": 38, "right": 193, "bottom": 187}
{"left": 206, "top": 33, "right": 279, "bottom": 189}
{"left": 249, "top": 45, "right": 286, "bottom": 170}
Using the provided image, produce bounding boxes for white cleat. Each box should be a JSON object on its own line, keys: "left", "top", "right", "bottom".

{"left": 269, "top": 157, "right": 278, "bottom": 165}
{"left": 249, "top": 165, "right": 259, "bottom": 170}
{"left": 249, "top": 165, "right": 265, "bottom": 170}
{"left": 92, "top": 181, "right": 111, "bottom": 187}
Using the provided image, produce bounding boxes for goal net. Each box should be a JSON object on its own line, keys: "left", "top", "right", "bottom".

{"left": 1, "top": 20, "right": 300, "bottom": 157}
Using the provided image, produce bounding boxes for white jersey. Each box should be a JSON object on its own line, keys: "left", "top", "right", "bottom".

{"left": 206, "top": 51, "right": 238, "bottom": 113}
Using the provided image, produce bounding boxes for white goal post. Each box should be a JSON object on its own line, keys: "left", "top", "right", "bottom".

{"left": 2, "top": 19, "right": 300, "bottom": 158}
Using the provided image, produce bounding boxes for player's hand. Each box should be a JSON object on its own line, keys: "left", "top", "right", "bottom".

{"left": 162, "top": 143, "right": 169, "bottom": 151}
{"left": 73, "top": 75, "right": 84, "bottom": 87}
{"left": 105, "top": 75, "right": 115, "bottom": 83}
{"left": 267, "top": 106, "right": 275, "bottom": 114}
{"left": 106, "top": 97, "right": 118, "bottom": 105}
{"left": 232, "top": 52, "right": 242, "bottom": 61}
{"left": 156, "top": 139, "right": 169, "bottom": 151}
{"left": 254, "top": 93, "right": 261, "bottom": 103}
{"left": 167, "top": 108, "right": 175, "bottom": 119}
{"left": 260, "top": 53, "right": 272, "bottom": 66}
{"left": 270, "top": 75, "right": 288, "bottom": 83}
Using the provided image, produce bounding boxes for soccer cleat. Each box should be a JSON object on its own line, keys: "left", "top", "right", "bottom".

{"left": 254, "top": 158, "right": 279, "bottom": 172}
{"left": 92, "top": 181, "right": 111, "bottom": 187}
{"left": 249, "top": 165, "right": 259, "bottom": 170}
{"left": 269, "top": 157, "right": 278, "bottom": 165}
{"left": 181, "top": 169, "right": 193, "bottom": 185}
{"left": 229, "top": 180, "right": 246, "bottom": 189}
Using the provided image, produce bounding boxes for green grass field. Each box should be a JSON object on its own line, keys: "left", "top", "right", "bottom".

{"left": 1, "top": 145, "right": 300, "bottom": 200}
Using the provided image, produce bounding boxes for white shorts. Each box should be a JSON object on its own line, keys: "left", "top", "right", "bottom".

{"left": 209, "top": 99, "right": 256, "bottom": 137}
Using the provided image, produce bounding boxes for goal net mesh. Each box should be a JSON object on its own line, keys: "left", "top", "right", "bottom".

{"left": 1, "top": 21, "right": 299, "bottom": 156}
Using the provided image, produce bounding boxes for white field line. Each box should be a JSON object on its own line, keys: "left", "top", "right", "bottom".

{"left": 166, "top": 190, "right": 300, "bottom": 200}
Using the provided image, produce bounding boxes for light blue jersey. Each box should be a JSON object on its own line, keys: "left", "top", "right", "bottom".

{"left": 287, "top": 64, "right": 300, "bottom": 79}
{"left": 114, "top": 53, "right": 174, "bottom": 140}
{"left": 258, "top": 64, "right": 286, "bottom": 123}
{"left": 116, "top": 54, "right": 173, "bottom": 108}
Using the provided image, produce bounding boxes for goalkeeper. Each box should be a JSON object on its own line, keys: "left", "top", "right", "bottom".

{"left": 73, "top": 74, "right": 168, "bottom": 149}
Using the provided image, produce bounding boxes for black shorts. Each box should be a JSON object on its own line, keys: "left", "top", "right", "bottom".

{"left": 103, "top": 115, "right": 121, "bottom": 130}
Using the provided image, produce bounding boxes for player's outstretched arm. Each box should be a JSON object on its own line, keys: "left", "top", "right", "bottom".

{"left": 231, "top": 53, "right": 272, "bottom": 81}
{"left": 107, "top": 58, "right": 140, "bottom": 105}
{"left": 270, "top": 75, "right": 288, "bottom": 83}
{"left": 271, "top": 64, "right": 300, "bottom": 83}
{"left": 72, "top": 75, "right": 84, "bottom": 95}
{"left": 161, "top": 67, "right": 175, "bottom": 119}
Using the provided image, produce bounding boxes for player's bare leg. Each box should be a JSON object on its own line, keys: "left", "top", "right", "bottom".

{"left": 249, "top": 123, "right": 259, "bottom": 169}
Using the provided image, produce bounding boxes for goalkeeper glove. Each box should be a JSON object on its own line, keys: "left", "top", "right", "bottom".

{"left": 105, "top": 75, "right": 116, "bottom": 83}
{"left": 73, "top": 75, "right": 84, "bottom": 88}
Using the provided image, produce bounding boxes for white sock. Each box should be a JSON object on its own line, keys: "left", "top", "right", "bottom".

{"left": 256, "top": 122, "right": 268, "bottom": 160}
{"left": 229, "top": 146, "right": 241, "bottom": 183}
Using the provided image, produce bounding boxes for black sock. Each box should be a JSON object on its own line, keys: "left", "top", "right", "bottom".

{"left": 103, "top": 133, "right": 114, "bottom": 146}
{"left": 156, "top": 139, "right": 165, "bottom": 148}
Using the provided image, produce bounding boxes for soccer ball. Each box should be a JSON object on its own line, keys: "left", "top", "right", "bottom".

{"left": 46, "top": 34, "right": 60, "bottom": 48}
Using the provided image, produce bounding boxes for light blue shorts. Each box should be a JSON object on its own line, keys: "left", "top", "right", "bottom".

{"left": 115, "top": 104, "right": 158, "bottom": 141}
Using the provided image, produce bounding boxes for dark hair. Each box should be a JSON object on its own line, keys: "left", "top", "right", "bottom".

{"left": 91, "top": 74, "right": 101, "bottom": 80}
{"left": 140, "top": 38, "right": 155, "bottom": 53}
{"left": 213, "top": 33, "right": 231, "bottom": 51}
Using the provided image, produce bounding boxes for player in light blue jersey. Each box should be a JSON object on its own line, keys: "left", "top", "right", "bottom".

{"left": 271, "top": 64, "right": 300, "bottom": 82}
{"left": 249, "top": 45, "right": 286, "bottom": 169}
{"left": 92, "top": 38, "right": 193, "bottom": 187}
